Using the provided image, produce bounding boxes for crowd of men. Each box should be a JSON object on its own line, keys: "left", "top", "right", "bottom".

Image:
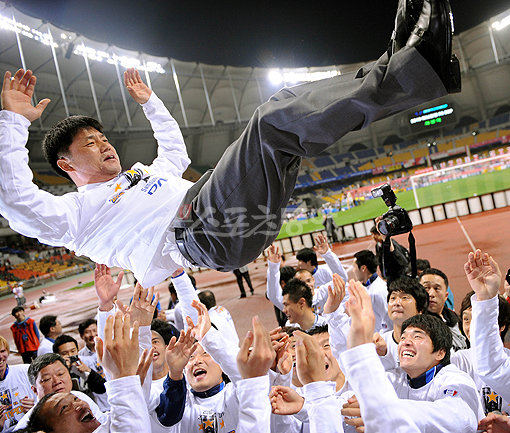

{"left": 2, "top": 238, "right": 510, "bottom": 432}
{"left": 3, "top": 0, "right": 510, "bottom": 430}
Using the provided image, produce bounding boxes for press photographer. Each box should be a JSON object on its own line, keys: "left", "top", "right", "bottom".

{"left": 52, "top": 334, "right": 107, "bottom": 401}
{"left": 371, "top": 184, "right": 415, "bottom": 284}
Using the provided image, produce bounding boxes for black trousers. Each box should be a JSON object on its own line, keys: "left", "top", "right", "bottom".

{"left": 175, "top": 48, "right": 446, "bottom": 271}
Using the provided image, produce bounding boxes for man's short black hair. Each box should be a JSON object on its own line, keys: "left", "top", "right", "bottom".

{"left": 420, "top": 268, "right": 449, "bottom": 289}
{"left": 11, "top": 306, "right": 24, "bottom": 317}
{"left": 280, "top": 266, "right": 297, "bottom": 285}
{"left": 53, "top": 335, "right": 78, "bottom": 354}
{"left": 296, "top": 248, "right": 318, "bottom": 267}
{"left": 78, "top": 318, "right": 97, "bottom": 336}
{"left": 308, "top": 324, "right": 329, "bottom": 336}
{"left": 42, "top": 115, "right": 104, "bottom": 179}
{"left": 198, "top": 290, "right": 216, "bottom": 310}
{"left": 28, "top": 353, "right": 68, "bottom": 385}
{"left": 370, "top": 225, "right": 379, "bottom": 235}
{"left": 151, "top": 319, "right": 179, "bottom": 345}
{"left": 282, "top": 278, "right": 313, "bottom": 307}
{"left": 354, "top": 250, "right": 378, "bottom": 274}
{"left": 387, "top": 276, "right": 429, "bottom": 313}
{"left": 460, "top": 291, "right": 510, "bottom": 342}
{"left": 27, "top": 392, "right": 57, "bottom": 432}
{"left": 39, "top": 315, "right": 57, "bottom": 338}
{"left": 416, "top": 259, "right": 431, "bottom": 273}
{"left": 401, "top": 314, "right": 452, "bottom": 365}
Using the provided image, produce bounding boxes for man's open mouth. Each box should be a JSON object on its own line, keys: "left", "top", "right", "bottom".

{"left": 193, "top": 368, "right": 207, "bottom": 378}
{"left": 401, "top": 350, "right": 415, "bottom": 358}
{"left": 81, "top": 411, "right": 95, "bottom": 423}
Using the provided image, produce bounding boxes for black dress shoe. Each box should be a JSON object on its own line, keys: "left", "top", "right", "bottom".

{"left": 404, "top": 0, "right": 461, "bottom": 93}
{"left": 391, "top": 0, "right": 424, "bottom": 54}
{"left": 239, "top": 294, "right": 247, "bottom": 299}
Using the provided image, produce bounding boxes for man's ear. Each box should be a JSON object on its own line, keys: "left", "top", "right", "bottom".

{"left": 31, "top": 385, "right": 37, "bottom": 395}
{"left": 56, "top": 157, "right": 74, "bottom": 173}
{"left": 298, "top": 298, "right": 306, "bottom": 309}
{"left": 434, "top": 348, "right": 446, "bottom": 363}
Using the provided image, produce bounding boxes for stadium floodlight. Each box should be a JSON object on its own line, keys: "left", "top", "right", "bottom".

{"left": 0, "top": 13, "right": 57, "bottom": 47}
{"left": 73, "top": 45, "right": 165, "bottom": 73}
{"left": 492, "top": 14, "right": 510, "bottom": 31}
{"left": 268, "top": 69, "right": 284, "bottom": 85}
{"left": 268, "top": 68, "right": 339, "bottom": 85}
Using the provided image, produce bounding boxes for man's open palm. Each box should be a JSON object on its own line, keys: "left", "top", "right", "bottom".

{"left": 124, "top": 68, "right": 151, "bottom": 104}
{"left": 464, "top": 249, "right": 502, "bottom": 301}
{"left": 1, "top": 70, "right": 50, "bottom": 122}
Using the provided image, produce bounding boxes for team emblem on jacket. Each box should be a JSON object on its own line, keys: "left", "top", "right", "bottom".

{"left": 199, "top": 410, "right": 220, "bottom": 432}
{"left": 443, "top": 388, "right": 458, "bottom": 397}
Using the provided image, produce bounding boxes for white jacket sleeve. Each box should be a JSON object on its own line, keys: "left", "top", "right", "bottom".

{"left": 266, "top": 261, "right": 284, "bottom": 310}
{"left": 471, "top": 294, "right": 510, "bottom": 401}
{"left": 303, "top": 381, "right": 344, "bottom": 433}
{"left": 171, "top": 272, "right": 199, "bottom": 330}
{"left": 142, "top": 93, "right": 191, "bottom": 177}
{"left": 97, "top": 307, "right": 152, "bottom": 403}
{"left": 0, "top": 110, "right": 80, "bottom": 246}
{"left": 236, "top": 375, "right": 271, "bottom": 433}
{"left": 324, "top": 308, "right": 350, "bottom": 361}
{"left": 341, "top": 344, "right": 477, "bottom": 433}
{"left": 200, "top": 326, "right": 241, "bottom": 383}
{"left": 321, "top": 250, "right": 348, "bottom": 283}
{"left": 103, "top": 376, "right": 150, "bottom": 433}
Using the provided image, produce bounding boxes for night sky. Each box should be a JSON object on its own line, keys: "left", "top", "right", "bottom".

{"left": 8, "top": 0, "right": 510, "bottom": 67}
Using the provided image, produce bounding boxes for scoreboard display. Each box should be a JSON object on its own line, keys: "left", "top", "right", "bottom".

{"left": 408, "top": 103, "right": 456, "bottom": 132}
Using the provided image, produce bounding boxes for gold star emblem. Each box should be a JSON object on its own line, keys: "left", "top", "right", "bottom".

{"left": 487, "top": 391, "right": 499, "bottom": 402}
{"left": 115, "top": 183, "right": 122, "bottom": 192}
{"left": 198, "top": 423, "right": 204, "bottom": 431}
{"left": 220, "top": 419, "right": 224, "bottom": 429}
{"left": 204, "top": 419, "right": 214, "bottom": 428}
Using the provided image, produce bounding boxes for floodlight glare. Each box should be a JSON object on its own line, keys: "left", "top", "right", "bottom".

{"left": 492, "top": 14, "right": 510, "bottom": 31}
{"left": 268, "top": 70, "right": 283, "bottom": 85}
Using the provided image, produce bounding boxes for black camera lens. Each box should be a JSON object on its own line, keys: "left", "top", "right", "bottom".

{"left": 378, "top": 215, "right": 400, "bottom": 236}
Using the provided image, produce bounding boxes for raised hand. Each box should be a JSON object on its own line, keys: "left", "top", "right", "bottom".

{"left": 373, "top": 332, "right": 388, "bottom": 357}
{"left": 477, "top": 412, "right": 510, "bottom": 433}
{"left": 342, "top": 396, "right": 365, "bottom": 432}
{"left": 96, "top": 311, "right": 140, "bottom": 379}
{"left": 116, "top": 283, "right": 159, "bottom": 327}
{"left": 94, "top": 264, "right": 124, "bottom": 311}
{"left": 124, "top": 68, "right": 151, "bottom": 104}
{"left": 314, "top": 233, "right": 330, "bottom": 256}
{"left": 323, "top": 273, "right": 346, "bottom": 314}
{"left": 346, "top": 280, "right": 375, "bottom": 349}
{"left": 293, "top": 330, "right": 325, "bottom": 385}
{"left": 270, "top": 385, "right": 305, "bottom": 415}
{"left": 136, "top": 347, "right": 155, "bottom": 386}
{"left": 237, "top": 316, "right": 276, "bottom": 379}
{"left": 166, "top": 328, "right": 198, "bottom": 381}
{"left": 266, "top": 245, "right": 281, "bottom": 263}
{"left": 464, "top": 249, "right": 502, "bottom": 301}
{"left": 186, "top": 300, "right": 211, "bottom": 341}
{"left": 1, "top": 69, "right": 50, "bottom": 122}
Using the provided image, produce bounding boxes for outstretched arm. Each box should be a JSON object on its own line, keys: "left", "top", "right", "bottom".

{"left": 265, "top": 245, "right": 284, "bottom": 310}
{"left": 236, "top": 316, "right": 275, "bottom": 433}
{"left": 187, "top": 300, "right": 242, "bottom": 383}
{"left": 96, "top": 313, "right": 150, "bottom": 433}
{"left": 314, "top": 235, "right": 348, "bottom": 282}
{"left": 127, "top": 68, "right": 191, "bottom": 176}
{"left": 467, "top": 250, "right": 510, "bottom": 402}
{"left": 0, "top": 70, "right": 79, "bottom": 246}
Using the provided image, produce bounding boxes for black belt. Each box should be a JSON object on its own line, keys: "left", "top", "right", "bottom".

{"left": 172, "top": 169, "right": 214, "bottom": 267}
